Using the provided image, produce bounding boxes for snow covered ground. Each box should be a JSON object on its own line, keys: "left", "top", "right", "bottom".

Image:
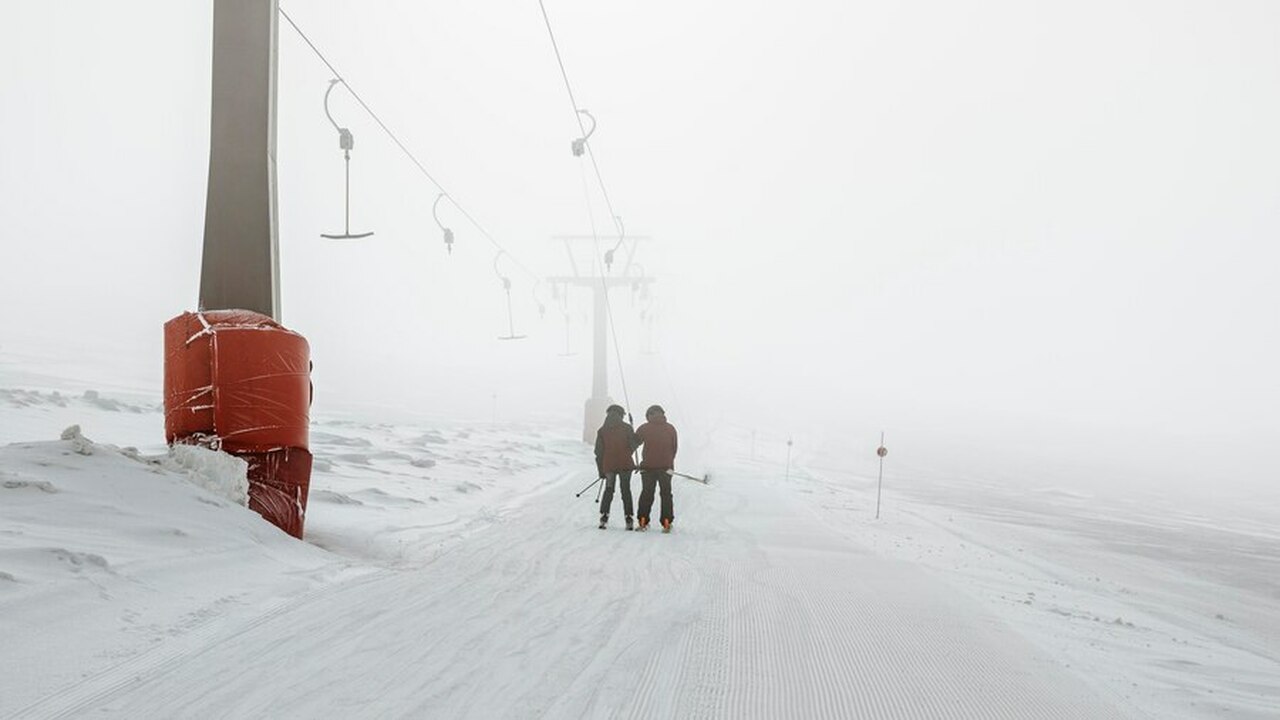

{"left": 785, "top": 454, "right": 1280, "bottom": 719}
{"left": 2, "top": 360, "right": 1277, "bottom": 718}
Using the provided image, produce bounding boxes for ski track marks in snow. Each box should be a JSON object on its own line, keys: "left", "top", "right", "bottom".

{"left": 617, "top": 466, "right": 1123, "bottom": 720}
{"left": 6, "top": 431, "right": 1131, "bottom": 719}
{"left": 2, "top": 388, "right": 1199, "bottom": 719}
{"left": 790, "top": 455, "right": 1280, "bottom": 719}
{"left": 0, "top": 388, "right": 587, "bottom": 717}
{"left": 30, "top": 473, "right": 698, "bottom": 719}
{"left": 6, "top": 569, "right": 397, "bottom": 720}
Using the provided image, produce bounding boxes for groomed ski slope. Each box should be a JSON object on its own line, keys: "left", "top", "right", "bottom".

{"left": 9, "top": 451, "right": 1125, "bottom": 718}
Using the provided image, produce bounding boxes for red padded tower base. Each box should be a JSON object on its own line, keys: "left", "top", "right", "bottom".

{"left": 164, "top": 310, "right": 313, "bottom": 538}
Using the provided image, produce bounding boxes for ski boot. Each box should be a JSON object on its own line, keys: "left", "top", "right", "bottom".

{"left": 636, "top": 516, "right": 649, "bottom": 532}
{"left": 599, "top": 514, "right": 608, "bottom": 530}
{"left": 625, "top": 516, "right": 635, "bottom": 531}
{"left": 661, "top": 518, "right": 672, "bottom": 534}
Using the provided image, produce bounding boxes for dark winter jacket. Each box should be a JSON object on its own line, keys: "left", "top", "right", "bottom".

{"left": 594, "top": 415, "right": 637, "bottom": 476}
{"left": 635, "top": 414, "right": 678, "bottom": 471}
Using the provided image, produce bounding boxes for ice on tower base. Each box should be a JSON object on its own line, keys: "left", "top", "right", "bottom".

{"left": 163, "top": 310, "right": 313, "bottom": 538}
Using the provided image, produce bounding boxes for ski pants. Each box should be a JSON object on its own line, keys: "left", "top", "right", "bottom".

{"left": 637, "top": 470, "right": 673, "bottom": 523}
{"left": 600, "top": 470, "right": 634, "bottom": 518}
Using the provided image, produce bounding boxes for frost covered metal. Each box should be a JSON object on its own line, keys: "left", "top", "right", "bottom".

{"left": 200, "top": 0, "right": 280, "bottom": 320}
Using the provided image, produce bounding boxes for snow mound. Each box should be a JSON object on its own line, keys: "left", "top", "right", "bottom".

{"left": 1, "top": 477, "right": 58, "bottom": 493}
{"left": 162, "top": 445, "right": 250, "bottom": 507}
{"left": 0, "top": 429, "right": 343, "bottom": 713}
{"left": 310, "top": 489, "right": 364, "bottom": 506}
{"left": 60, "top": 424, "right": 94, "bottom": 455}
{"left": 52, "top": 426, "right": 248, "bottom": 507}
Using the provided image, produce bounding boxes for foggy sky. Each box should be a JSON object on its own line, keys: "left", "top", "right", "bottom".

{"left": 2, "top": 1, "right": 1277, "bottom": 498}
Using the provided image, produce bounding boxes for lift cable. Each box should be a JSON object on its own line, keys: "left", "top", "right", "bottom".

{"left": 570, "top": 126, "right": 634, "bottom": 411}
{"left": 535, "top": 0, "right": 628, "bottom": 263}
{"left": 579, "top": 151, "right": 635, "bottom": 415}
{"left": 588, "top": 209, "right": 634, "bottom": 417}
{"left": 536, "top": 2, "right": 693, "bottom": 438}
{"left": 279, "top": 6, "right": 540, "bottom": 281}
{"left": 536, "top": 0, "right": 646, "bottom": 414}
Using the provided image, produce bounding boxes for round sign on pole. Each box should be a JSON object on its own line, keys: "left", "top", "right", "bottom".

{"left": 877, "top": 446, "right": 888, "bottom": 458}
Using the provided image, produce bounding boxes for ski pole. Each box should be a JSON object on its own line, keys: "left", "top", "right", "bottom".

{"left": 666, "top": 469, "right": 711, "bottom": 485}
{"left": 575, "top": 476, "right": 603, "bottom": 497}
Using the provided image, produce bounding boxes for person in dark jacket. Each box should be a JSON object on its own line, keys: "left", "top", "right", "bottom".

{"left": 634, "top": 404, "right": 678, "bottom": 532}
{"left": 594, "top": 404, "right": 638, "bottom": 530}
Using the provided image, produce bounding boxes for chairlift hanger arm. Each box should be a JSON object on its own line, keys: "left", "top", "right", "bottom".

{"left": 571, "top": 109, "right": 596, "bottom": 156}
{"left": 432, "top": 193, "right": 455, "bottom": 254}
{"left": 530, "top": 279, "right": 547, "bottom": 319}
{"left": 493, "top": 249, "right": 510, "bottom": 282}
{"left": 604, "top": 215, "right": 626, "bottom": 270}
{"left": 323, "top": 79, "right": 354, "bottom": 151}
{"left": 431, "top": 193, "right": 446, "bottom": 225}
{"left": 322, "top": 79, "right": 343, "bottom": 131}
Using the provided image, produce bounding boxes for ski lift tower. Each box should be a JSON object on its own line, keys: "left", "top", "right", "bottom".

{"left": 549, "top": 236, "right": 654, "bottom": 443}
{"left": 162, "top": 0, "right": 315, "bottom": 539}
{"left": 199, "top": 0, "right": 280, "bottom": 318}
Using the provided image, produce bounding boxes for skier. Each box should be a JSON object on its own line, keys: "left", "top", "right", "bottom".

{"left": 594, "top": 404, "right": 638, "bottom": 530}
{"left": 634, "top": 404, "right": 678, "bottom": 533}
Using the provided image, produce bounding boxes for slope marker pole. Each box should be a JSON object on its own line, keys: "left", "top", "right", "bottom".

{"left": 875, "top": 432, "right": 888, "bottom": 519}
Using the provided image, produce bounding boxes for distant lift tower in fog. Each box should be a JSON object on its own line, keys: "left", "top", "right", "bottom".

{"left": 550, "top": 236, "right": 654, "bottom": 443}
{"left": 199, "top": 0, "right": 281, "bottom": 319}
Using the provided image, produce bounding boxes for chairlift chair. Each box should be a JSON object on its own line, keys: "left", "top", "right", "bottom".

{"left": 604, "top": 216, "right": 625, "bottom": 271}
{"left": 493, "top": 252, "right": 527, "bottom": 341}
{"left": 554, "top": 283, "right": 576, "bottom": 356}
{"left": 531, "top": 280, "right": 547, "bottom": 320}
{"left": 320, "top": 79, "right": 374, "bottom": 240}
{"left": 640, "top": 315, "right": 658, "bottom": 356}
{"left": 558, "top": 313, "right": 577, "bottom": 356}
{"left": 639, "top": 293, "right": 657, "bottom": 355}
{"left": 432, "top": 193, "right": 454, "bottom": 254}
{"left": 571, "top": 109, "right": 596, "bottom": 157}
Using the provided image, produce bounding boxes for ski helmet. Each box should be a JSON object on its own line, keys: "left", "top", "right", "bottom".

{"left": 606, "top": 404, "right": 626, "bottom": 416}
{"left": 645, "top": 404, "right": 665, "bottom": 418}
